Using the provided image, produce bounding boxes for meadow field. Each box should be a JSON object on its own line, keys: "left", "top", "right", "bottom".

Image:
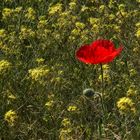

{"left": 0, "top": 0, "right": 140, "bottom": 139}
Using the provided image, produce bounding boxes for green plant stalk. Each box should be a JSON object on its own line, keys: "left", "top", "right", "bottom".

{"left": 100, "top": 64, "right": 106, "bottom": 115}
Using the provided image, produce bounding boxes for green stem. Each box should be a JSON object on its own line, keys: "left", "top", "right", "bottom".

{"left": 100, "top": 64, "right": 104, "bottom": 95}
{"left": 100, "top": 64, "right": 106, "bottom": 117}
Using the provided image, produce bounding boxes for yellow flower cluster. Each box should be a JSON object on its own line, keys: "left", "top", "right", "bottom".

{"left": 129, "top": 68, "right": 138, "bottom": 77}
{"left": 135, "top": 29, "right": 140, "bottom": 38}
{"left": 2, "top": 7, "right": 23, "bottom": 21}
{"left": 19, "top": 26, "right": 35, "bottom": 40}
{"left": 45, "top": 100, "right": 54, "bottom": 110}
{"left": 14, "top": 7, "right": 22, "bottom": 13}
{"left": 37, "top": 19, "right": 48, "bottom": 29}
{"left": 35, "top": 58, "right": 45, "bottom": 64}
{"left": 25, "top": 7, "right": 36, "bottom": 20}
{"left": 61, "top": 118, "right": 71, "bottom": 127}
{"left": 67, "top": 105, "right": 78, "bottom": 112}
{"left": 2, "top": 8, "right": 13, "bottom": 20}
{"left": 117, "top": 97, "right": 136, "bottom": 114}
{"left": 48, "top": 3, "right": 62, "bottom": 15}
{"left": 127, "top": 84, "right": 138, "bottom": 97}
{"left": 28, "top": 66, "right": 50, "bottom": 84}
{"left": 44, "top": 93, "right": 55, "bottom": 110}
{"left": 0, "top": 29, "right": 7, "bottom": 39}
{"left": 0, "top": 60, "right": 11, "bottom": 75}
{"left": 89, "top": 17, "right": 100, "bottom": 33}
{"left": 4, "top": 110, "right": 18, "bottom": 126}
{"left": 69, "top": 2, "right": 76, "bottom": 10}
{"left": 75, "top": 22, "right": 85, "bottom": 30}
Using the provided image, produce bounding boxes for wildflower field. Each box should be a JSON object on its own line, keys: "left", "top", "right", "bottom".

{"left": 0, "top": 0, "right": 140, "bottom": 139}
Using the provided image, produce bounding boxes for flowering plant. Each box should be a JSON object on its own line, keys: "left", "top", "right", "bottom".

{"left": 76, "top": 39, "right": 123, "bottom": 64}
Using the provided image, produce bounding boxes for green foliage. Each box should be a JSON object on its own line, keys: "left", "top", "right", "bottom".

{"left": 0, "top": 0, "right": 140, "bottom": 139}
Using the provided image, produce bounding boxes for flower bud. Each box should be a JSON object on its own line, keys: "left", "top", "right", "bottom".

{"left": 83, "top": 88, "right": 95, "bottom": 97}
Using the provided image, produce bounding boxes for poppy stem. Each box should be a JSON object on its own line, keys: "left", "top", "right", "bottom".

{"left": 100, "top": 64, "right": 106, "bottom": 117}
{"left": 100, "top": 64, "right": 104, "bottom": 94}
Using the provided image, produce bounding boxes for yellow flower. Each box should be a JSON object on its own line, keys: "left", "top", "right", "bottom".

{"left": 71, "top": 28, "right": 80, "bottom": 36}
{"left": 4, "top": 110, "right": 18, "bottom": 126}
{"left": 117, "top": 97, "right": 136, "bottom": 114}
{"left": 69, "top": 2, "right": 76, "bottom": 10}
{"left": 36, "top": 58, "right": 45, "bottom": 64}
{"left": 5, "top": 89, "right": 17, "bottom": 100}
{"left": 28, "top": 66, "right": 50, "bottom": 84}
{"left": 19, "top": 26, "right": 35, "bottom": 39}
{"left": 102, "top": 64, "right": 110, "bottom": 71}
{"left": 37, "top": 19, "right": 48, "bottom": 29}
{"left": 61, "top": 118, "right": 71, "bottom": 127}
{"left": 14, "top": 7, "right": 22, "bottom": 13}
{"left": 8, "top": 94, "right": 16, "bottom": 100}
{"left": 0, "top": 60, "right": 11, "bottom": 75}
{"left": 135, "top": 29, "right": 140, "bottom": 38}
{"left": 127, "top": 88, "right": 137, "bottom": 97}
{"left": 81, "top": 6, "right": 89, "bottom": 12}
{"left": 48, "top": 3, "right": 62, "bottom": 15}
{"left": 98, "top": 73, "right": 110, "bottom": 83}
{"left": 2, "top": 8, "right": 13, "bottom": 20}
{"left": 89, "top": 17, "right": 100, "bottom": 25}
{"left": 99, "top": 5, "right": 105, "bottom": 12}
{"left": 25, "top": 7, "right": 36, "bottom": 20}
{"left": 135, "top": 22, "right": 140, "bottom": 27}
{"left": 133, "top": 47, "right": 139, "bottom": 54}
{"left": 109, "top": 14, "right": 115, "bottom": 20}
{"left": 129, "top": 69, "right": 137, "bottom": 77}
{"left": 118, "top": 4, "right": 125, "bottom": 11}
{"left": 75, "top": 22, "right": 85, "bottom": 29}
{"left": 127, "top": 84, "right": 138, "bottom": 97}
{"left": 67, "top": 105, "right": 78, "bottom": 112}
{"left": 0, "top": 29, "right": 7, "bottom": 39}
{"left": 45, "top": 100, "right": 54, "bottom": 110}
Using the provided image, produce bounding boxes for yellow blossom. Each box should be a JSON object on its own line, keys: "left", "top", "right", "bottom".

{"left": 129, "top": 69, "right": 137, "bottom": 77}
{"left": 88, "top": 17, "right": 100, "bottom": 25}
{"left": 48, "top": 3, "right": 62, "bottom": 15}
{"left": 14, "top": 7, "right": 22, "bottom": 13}
{"left": 19, "top": 26, "right": 35, "bottom": 39}
{"left": 37, "top": 19, "right": 48, "bottom": 29}
{"left": 0, "top": 29, "right": 7, "bottom": 39}
{"left": 75, "top": 22, "right": 85, "bottom": 29}
{"left": 25, "top": 7, "right": 36, "bottom": 20}
{"left": 71, "top": 28, "right": 80, "bottom": 36}
{"left": 69, "top": 2, "right": 76, "bottom": 10}
{"left": 117, "top": 97, "right": 136, "bottom": 114}
{"left": 4, "top": 110, "right": 18, "bottom": 126}
{"left": 127, "top": 84, "right": 138, "bottom": 97}
{"left": 135, "top": 29, "right": 140, "bottom": 38}
{"left": 81, "top": 6, "right": 89, "bottom": 12}
{"left": 28, "top": 66, "right": 50, "bottom": 84}
{"left": 45, "top": 100, "right": 54, "bottom": 110}
{"left": 0, "top": 60, "right": 11, "bottom": 75}
{"left": 36, "top": 58, "right": 45, "bottom": 64}
{"left": 61, "top": 118, "right": 71, "bottom": 127}
{"left": 67, "top": 105, "right": 78, "bottom": 112}
{"left": 2, "top": 8, "right": 13, "bottom": 20}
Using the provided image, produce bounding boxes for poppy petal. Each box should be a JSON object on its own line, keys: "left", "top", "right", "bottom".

{"left": 91, "top": 39, "right": 116, "bottom": 52}
{"left": 100, "top": 46, "right": 123, "bottom": 64}
{"left": 76, "top": 45, "right": 93, "bottom": 64}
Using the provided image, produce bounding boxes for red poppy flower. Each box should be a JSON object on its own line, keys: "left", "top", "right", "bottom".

{"left": 76, "top": 39, "right": 123, "bottom": 64}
